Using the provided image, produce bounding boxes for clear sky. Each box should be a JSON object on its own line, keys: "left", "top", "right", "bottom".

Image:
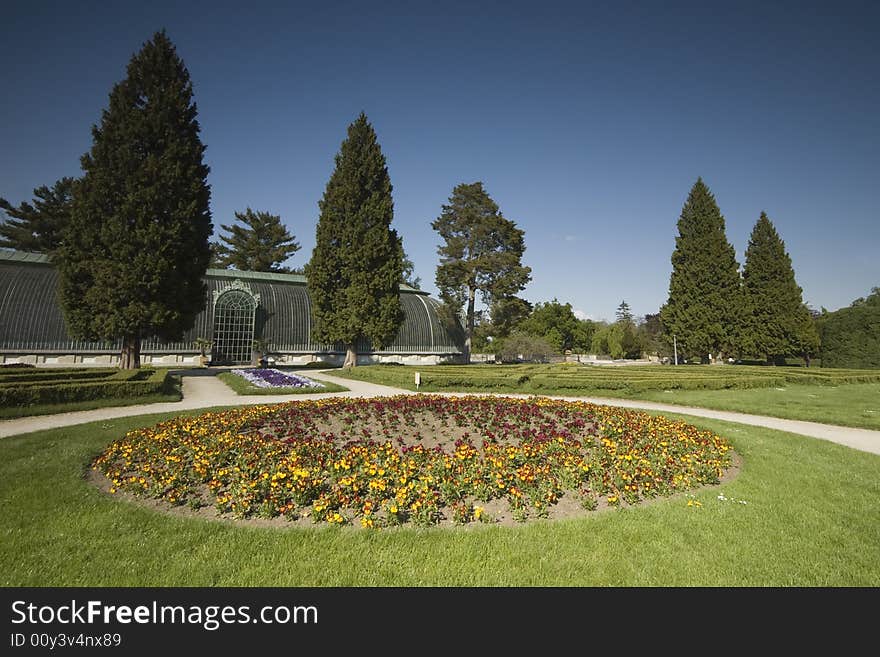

{"left": 2, "top": 0, "right": 877, "bottom": 322}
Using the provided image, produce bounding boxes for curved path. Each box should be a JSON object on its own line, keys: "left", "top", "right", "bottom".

{"left": 2, "top": 369, "right": 879, "bottom": 456}
{"left": 0, "top": 370, "right": 413, "bottom": 439}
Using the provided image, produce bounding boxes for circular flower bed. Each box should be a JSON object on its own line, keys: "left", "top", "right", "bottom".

{"left": 94, "top": 395, "right": 733, "bottom": 527}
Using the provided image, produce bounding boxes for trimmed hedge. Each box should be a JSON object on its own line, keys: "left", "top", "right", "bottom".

{"left": 0, "top": 368, "right": 120, "bottom": 386}
{"left": 0, "top": 369, "right": 176, "bottom": 408}
{"left": 0, "top": 366, "right": 118, "bottom": 378}
{"left": 350, "top": 363, "right": 880, "bottom": 393}
{"left": 414, "top": 373, "right": 790, "bottom": 392}
{"left": 529, "top": 374, "right": 789, "bottom": 392}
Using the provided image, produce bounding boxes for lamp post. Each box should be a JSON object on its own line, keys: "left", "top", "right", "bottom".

{"left": 673, "top": 334, "right": 678, "bottom": 366}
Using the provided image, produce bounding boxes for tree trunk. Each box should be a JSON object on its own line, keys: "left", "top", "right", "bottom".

{"left": 804, "top": 353, "right": 811, "bottom": 368}
{"left": 120, "top": 334, "right": 141, "bottom": 370}
{"left": 343, "top": 343, "right": 357, "bottom": 368}
{"left": 465, "top": 285, "right": 475, "bottom": 363}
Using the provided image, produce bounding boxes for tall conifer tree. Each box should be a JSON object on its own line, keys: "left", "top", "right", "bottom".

{"left": 660, "top": 178, "right": 742, "bottom": 362}
{"left": 741, "top": 212, "right": 818, "bottom": 364}
{"left": 306, "top": 113, "right": 404, "bottom": 368}
{"left": 55, "top": 31, "right": 212, "bottom": 369}
{"left": 0, "top": 177, "right": 75, "bottom": 252}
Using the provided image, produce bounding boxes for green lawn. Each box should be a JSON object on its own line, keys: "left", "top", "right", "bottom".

{"left": 217, "top": 371, "right": 348, "bottom": 395}
{"left": 624, "top": 384, "right": 880, "bottom": 430}
{"left": 2, "top": 406, "right": 877, "bottom": 586}
{"left": 335, "top": 365, "right": 880, "bottom": 429}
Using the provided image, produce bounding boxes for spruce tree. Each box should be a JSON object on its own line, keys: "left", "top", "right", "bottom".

{"left": 0, "top": 177, "right": 75, "bottom": 252}
{"left": 55, "top": 31, "right": 212, "bottom": 369}
{"left": 742, "top": 212, "right": 819, "bottom": 364}
{"left": 432, "top": 182, "right": 531, "bottom": 361}
{"left": 215, "top": 208, "right": 300, "bottom": 272}
{"left": 616, "top": 300, "right": 634, "bottom": 324}
{"left": 660, "top": 178, "right": 742, "bottom": 362}
{"left": 306, "top": 113, "right": 404, "bottom": 368}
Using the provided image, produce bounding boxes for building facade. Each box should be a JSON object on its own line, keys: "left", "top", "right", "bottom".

{"left": 0, "top": 250, "right": 465, "bottom": 366}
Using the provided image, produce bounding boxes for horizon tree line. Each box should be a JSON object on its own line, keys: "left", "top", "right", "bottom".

{"left": 0, "top": 32, "right": 869, "bottom": 368}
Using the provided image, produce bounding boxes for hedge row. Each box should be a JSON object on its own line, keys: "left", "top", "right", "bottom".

{"left": 529, "top": 375, "right": 789, "bottom": 391}
{"left": 415, "top": 373, "right": 790, "bottom": 392}
{"left": 408, "top": 365, "right": 880, "bottom": 391}
{"left": 0, "top": 369, "right": 176, "bottom": 407}
{"left": 0, "top": 366, "right": 109, "bottom": 377}
{"left": 781, "top": 371, "right": 880, "bottom": 385}
{"left": 0, "top": 368, "right": 120, "bottom": 386}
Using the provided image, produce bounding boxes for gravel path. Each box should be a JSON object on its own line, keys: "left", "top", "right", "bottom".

{"left": 2, "top": 369, "right": 878, "bottom": 456}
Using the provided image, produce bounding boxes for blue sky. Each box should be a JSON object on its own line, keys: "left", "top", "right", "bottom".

{"left": 2, "top": 0, "right": 877, "bottom": 322}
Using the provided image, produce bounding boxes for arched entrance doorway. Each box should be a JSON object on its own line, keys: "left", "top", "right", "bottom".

{"left": 211, "top": 283, "right": 259, "bottom": 365}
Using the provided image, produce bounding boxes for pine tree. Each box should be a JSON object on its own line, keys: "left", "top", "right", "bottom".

{"left": 55, "top": 31, "right": 212, "bottom": 369}
{"left": 214, "top": 208, "right": 300, "bottom": 272}
{"left": 742, "top": 212, "right": 819, "bottom": 364}
{"left": 0, "top": 177, "right": 75, "bottom": 252}
{"left": 660, "top": 178, "right": 743, "bottom": 362}
{"left": 432, "top": 182, "right": 531, "bottom": 361}
{"left": 306, "top": 113, "right": 404, "bottom": 368}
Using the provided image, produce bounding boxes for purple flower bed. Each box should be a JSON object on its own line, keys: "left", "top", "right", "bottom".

{"left": 230, "top": 368, "right": 326, "bottom": 389}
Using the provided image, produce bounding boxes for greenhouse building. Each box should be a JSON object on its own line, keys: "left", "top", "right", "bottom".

{"left": 0, "top": 249, "right": 465, "bottom": 367}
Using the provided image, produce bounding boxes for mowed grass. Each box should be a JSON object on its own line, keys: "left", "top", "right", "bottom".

{"left": 217, "top": 371, "right": 348, "bottom": 395}
{"left": 335, "top": 365, "right": 880, "bottom": 429}
{"left": 1, "top": 406, "right": 878, "bottom": 586}
{"left": 0, "top": 390, "right": 183, "bottom": 420}
{"left": 626, "top": 384, "right": 880, "bottom": 430}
